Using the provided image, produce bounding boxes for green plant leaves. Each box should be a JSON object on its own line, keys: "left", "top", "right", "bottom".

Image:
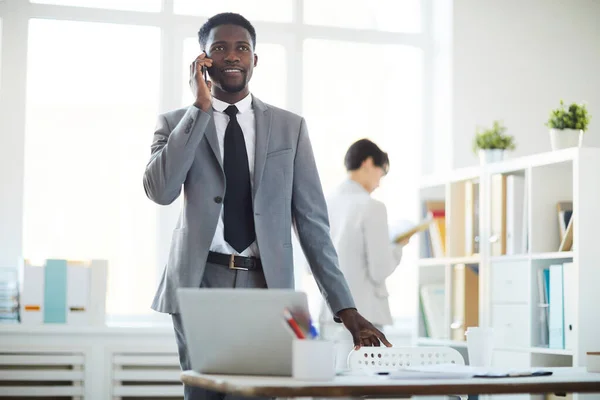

{"left": 472, "top": 120, "right": 516, "bottom": 153}
{"left": 546, "top": 100, "right": 590, "bottom": 131}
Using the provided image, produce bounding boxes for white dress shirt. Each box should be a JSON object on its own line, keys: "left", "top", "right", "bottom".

{"left": 320, "top": 179, "right": 403, "bottom": 326}
{"left": 209, "top": 93, "right": 259, "bottom": 257}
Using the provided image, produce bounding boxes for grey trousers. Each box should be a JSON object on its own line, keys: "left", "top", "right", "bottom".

{"left": 171, "top": 261, "right": 271, "bottom": 400}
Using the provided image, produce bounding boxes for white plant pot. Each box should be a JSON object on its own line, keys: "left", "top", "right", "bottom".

{"left": 479, "top": 149, "right": 504, "bottom": 165}
{"left": 549, "top": 128, "right": 582, "bottom": 151}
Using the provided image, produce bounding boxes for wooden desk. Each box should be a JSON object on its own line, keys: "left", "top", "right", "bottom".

{"left": 181, "top": 367, "right": 600, "bottom": 397}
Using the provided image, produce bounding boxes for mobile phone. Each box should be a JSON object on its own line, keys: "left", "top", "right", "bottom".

{"left": 201, "top": 66, "right": 208, "bottom": 84}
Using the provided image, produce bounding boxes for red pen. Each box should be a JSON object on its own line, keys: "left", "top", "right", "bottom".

{"left": 283, "top": 308, "right": 306, "bottom": 339}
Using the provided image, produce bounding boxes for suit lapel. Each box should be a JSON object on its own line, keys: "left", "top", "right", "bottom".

{"left": 202, "top": 107, "right": 223, "bottom": 169}
{"left": 252, "top": 96, "right": 272, "bottom": 199}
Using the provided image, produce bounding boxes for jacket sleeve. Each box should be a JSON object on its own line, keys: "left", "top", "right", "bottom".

{"left": 362, "top": 199, "right": 403, "bottom": 284}
{"left": 291, "top": 118, "right": 356, "bottom": 315}
{"left": 143, "top": 107, "right": 211, "bottom": 205}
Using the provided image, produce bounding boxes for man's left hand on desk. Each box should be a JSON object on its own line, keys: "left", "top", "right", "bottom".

{"left": 337, "top": 308, "right": 392, "bottom": 350}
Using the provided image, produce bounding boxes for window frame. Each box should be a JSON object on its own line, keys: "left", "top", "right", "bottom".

{"left": 0, "top": 0, "right": 433, "bottom": 325}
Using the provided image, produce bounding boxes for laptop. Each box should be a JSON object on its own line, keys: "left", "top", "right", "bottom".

{"left": 177, "top": 288, "right": 310, "bottom": 376}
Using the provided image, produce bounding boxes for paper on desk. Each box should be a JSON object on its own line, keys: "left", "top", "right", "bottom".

{"left": 336, "top": 366, "right": 471, "bottom": 379}
{"left": 397, "top": 364, "right": 552, "bottom": 378}
{"left": 387, "top": 369, "right": 473, "bottom": 379}
{"left": 338, "top": 365, "right": 552, "bottom": 380}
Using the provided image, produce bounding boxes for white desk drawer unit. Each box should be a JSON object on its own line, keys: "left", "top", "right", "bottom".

{"left": 491, "top": 261, "right": 530, "bottom": 304}
{"left": 491, "top": 304, "right": 531, "bottom": 348}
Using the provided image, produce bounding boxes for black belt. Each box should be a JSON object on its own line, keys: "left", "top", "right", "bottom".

{"left": 207, "top": 251, "right": 262, "bottom": 271}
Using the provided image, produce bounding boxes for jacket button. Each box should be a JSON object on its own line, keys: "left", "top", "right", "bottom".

{"left": 214, "top": 196, "right": 223, "bottom": 204}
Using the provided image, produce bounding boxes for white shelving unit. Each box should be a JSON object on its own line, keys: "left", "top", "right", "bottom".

{"left": 414, "top": 148, "right": 600, "bottom": 400}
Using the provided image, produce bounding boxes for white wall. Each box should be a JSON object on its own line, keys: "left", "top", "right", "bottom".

{"left": 452, "top": 0, "right": 600, "bottom": 168}
{"left": 0, "top": 5, "right": 27, "bottom": 268}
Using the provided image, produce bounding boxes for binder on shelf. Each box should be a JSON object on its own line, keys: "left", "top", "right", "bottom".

{"left": 505, "top": 175, "right": 525, "bottom": 255}
{"left": 465, "top": 181, "right": 480, "bottom": 256}
{"left": 66, "top": 262, "right": 91, "bottom": 325}
{"left": 450, "top": 264, "right": 479, "bottom": 341}
{"left": 536, "top": 266, "right": 550, "bottom": 347}
{"left": 558, "top": 214, "right": 574, "bottom": 252}
{"left": 419, "top": 292, "right": 429, "bottom": 338}
{"left": 424, "top": 200, "right": 446, "bottom": 258}
{"left": 521, "top": 174, "right": 529, "bottom": 253}
{"left": 44, "top": 259, "right": 67, "bottom": 324}
{"left": 420, "top": 202, "right": 434, "bottom": 258}
{"left": 490, "top": 174, "right": 507, "bottom": 256}
{"left": 20, "top": 264, "right": 45, "bottom": 325}
{"left": 420, "top": 283, "right": 446, "bottom": 339}
{"left": 556, "top": 202, "right": 573, "bottom": 242}
{"left": 548, "top": 264, "right": 565, "bottom": 349}
{"left": 89, "top": 259, "right": 108, "bottom": 326}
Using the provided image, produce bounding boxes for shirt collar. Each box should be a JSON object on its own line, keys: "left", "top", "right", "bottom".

{"left": 212, "top": 93, "right": 253, "bottom": 114}
{"left": 345, "top": 178, "right": 370, "bottom": 195}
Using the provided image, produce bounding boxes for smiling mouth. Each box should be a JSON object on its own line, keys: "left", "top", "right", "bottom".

{"left": 222, "top": 68, "right": 243, "bottom": 75}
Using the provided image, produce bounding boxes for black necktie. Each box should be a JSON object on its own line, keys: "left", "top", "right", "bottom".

{"left": 223, "top": 105, "right": 256, "bottom": 253}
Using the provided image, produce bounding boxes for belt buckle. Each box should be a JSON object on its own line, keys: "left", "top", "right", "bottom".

{"left": 228, "top": 254, "right": 248, "bottom": 271}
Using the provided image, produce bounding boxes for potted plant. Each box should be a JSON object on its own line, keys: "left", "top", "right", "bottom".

{"left": 546, "top": 100, "right": 590, "bottom": 151}
{"left": 472, "top": 120, "right": 516, "bottom": 165}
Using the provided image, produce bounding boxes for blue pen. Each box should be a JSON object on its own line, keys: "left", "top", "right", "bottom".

{"left": 308, "top": 318, "right": 319, "bottom": 339}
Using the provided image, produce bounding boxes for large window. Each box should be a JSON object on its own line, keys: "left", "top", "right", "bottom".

{"left": 23, "top": 19, "right": 160, "bottom": 316}
{"left": 1, "top": 0, "right": 429, "bottom": 323}
{"left": 30, "top": 0, "right": 162, "bottom": 12}
{"left": 302, "top": 39, "right": 422, "bottom": 318}
{"left": 174, "top": 0, "right": 293, "bottom": 22}
{"left": 304, "top": 0, "right": 422, "bottom": 33}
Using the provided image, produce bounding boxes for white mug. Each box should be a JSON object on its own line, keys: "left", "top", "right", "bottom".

{"left": 465, "top": 327, "right": 494, "bottom": 367}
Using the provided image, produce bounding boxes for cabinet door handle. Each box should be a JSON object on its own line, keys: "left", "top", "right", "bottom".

{"left": 489, "top": 235, "right": 499, "bottom": 243}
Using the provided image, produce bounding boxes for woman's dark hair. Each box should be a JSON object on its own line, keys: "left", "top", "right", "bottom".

{"left": 344, "top": 139, "right": 389, "bottom": 174}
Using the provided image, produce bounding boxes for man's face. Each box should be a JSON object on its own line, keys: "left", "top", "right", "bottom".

{"left": 205, "top": 24, "right": 257, "bottom": 94}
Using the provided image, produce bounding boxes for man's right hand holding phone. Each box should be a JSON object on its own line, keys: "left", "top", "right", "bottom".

{"left": 189, "top": 52, "right": 212, "bottom": 112}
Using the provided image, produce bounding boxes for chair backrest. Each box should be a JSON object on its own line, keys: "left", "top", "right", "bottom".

{"left": 347, "top": 346, "right": 465, "bottom": 372}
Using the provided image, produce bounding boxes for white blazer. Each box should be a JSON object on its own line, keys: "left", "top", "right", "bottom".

{"left": 319, "top": 179, "right": 403, "bottom": 326}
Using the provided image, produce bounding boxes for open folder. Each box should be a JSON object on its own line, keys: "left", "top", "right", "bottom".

{"left": 392, "top": 218, "right": 433, "bottom": 244}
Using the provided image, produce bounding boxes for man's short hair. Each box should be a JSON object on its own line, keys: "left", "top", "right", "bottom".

{"left": 198, "top": 12, "right": 257, "bottom": 51}
{"left": 344, "top": 139, "right": 390, "bottom": 174}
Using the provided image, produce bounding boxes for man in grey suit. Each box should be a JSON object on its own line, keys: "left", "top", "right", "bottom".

{"left": 143, "top": 13, "right": 391, "bottom": 400}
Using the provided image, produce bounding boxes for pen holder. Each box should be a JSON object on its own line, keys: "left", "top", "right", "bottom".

{"left": 292, "top": 339, "right": 336, "bottom": 381}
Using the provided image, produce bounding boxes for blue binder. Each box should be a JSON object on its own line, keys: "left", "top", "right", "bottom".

{"left": 548, "top": 264, "right": 564, "bottom": 349}
{"left": 44, "top": 259, "right": 67, "bottom": 323}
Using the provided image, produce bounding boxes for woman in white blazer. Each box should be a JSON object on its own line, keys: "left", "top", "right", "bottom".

{"left": 320, "top": 139, "right": 406, "bottom": 365}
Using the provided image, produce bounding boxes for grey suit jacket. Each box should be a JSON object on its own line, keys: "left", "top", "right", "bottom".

{"left": 143, "top": 96, "right": 355, "bottom": 315}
